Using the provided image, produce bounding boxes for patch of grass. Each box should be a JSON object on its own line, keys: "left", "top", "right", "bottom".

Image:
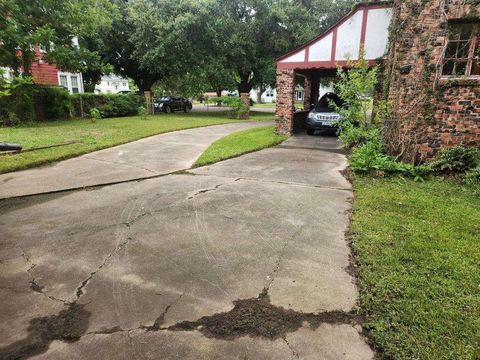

{"left": 352, "top": 176, "right": 480, "bottom": 359}
{"left": 193, "top": 125, "right": 286, "bottom": 167}
{"left": 252, "top": 103, "right": 276, "bottom": 108}
{"left": 0, "top": 111, "right": 273, "bottom": 174}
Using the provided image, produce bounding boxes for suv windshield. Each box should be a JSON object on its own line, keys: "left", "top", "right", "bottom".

{"left": 314, "top": 93, "right": 344, "bottom": 113}
{"left": 160, "top": 96, "right": 170, "bottom": 101}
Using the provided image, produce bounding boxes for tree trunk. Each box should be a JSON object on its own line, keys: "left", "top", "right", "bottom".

{"left": 21, "top": 49, "right": 33, "bottom": 77}
{"left": 257, "top": 85, "right": 265, "bottom": 103}
{"left": 216, "top": 89, "right": 222, "bottom": 106}
{"left": 237, "top": 73, "right": 253, "bottom": 94}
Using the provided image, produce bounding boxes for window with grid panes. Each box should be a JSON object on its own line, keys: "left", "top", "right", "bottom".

{"left": 442, "top": 22, "right": 479, "bottom": 77}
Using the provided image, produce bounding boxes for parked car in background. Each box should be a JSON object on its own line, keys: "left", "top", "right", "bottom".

{"left": 154, "top": 96, "right": 192, "bottom": 113}
{"left": 306, "top": 93, "right": 345, "bottom": 135}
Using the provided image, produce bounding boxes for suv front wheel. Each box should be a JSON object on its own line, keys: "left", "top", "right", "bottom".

{"left": 306, "top": 127, "right": 315, "bottom": 135}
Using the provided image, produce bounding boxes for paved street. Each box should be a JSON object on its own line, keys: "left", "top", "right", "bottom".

{"left": 0, "top": 132, "right": 373, "bottom": 359}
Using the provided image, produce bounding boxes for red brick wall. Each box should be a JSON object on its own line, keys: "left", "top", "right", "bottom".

{"left": 384, "top": 0, "right": 480, "bottom": 162}
{"left": 275, "top": 69, "right": 296, "bottom": 135}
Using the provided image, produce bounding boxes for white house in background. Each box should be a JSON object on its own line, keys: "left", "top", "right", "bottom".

{"left": 249, "top": 87, "right": 278, "bottom": 103}
{"left": 95, "top": 74, "right": 130, "bottom": 94}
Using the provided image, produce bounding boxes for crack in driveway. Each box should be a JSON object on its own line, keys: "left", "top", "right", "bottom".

{"left": 187, "top": 179, "right": 239, "bottom": 200}
{"left": 74, "top": 236, "right": 132, "bottom": 299}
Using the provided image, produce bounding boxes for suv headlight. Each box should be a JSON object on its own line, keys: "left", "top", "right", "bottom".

{"left": 308, "top": 113, "right": 315, "bottom": 120}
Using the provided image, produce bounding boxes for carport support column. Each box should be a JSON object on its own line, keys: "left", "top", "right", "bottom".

{"left": 275, "top": 69, "right": 295, "bottom": 135}
{"left": 311, "top": 76, "right": 320, "bottom": 107}
{"left": 303, "top": 76, "right": 312, "bottom": 111}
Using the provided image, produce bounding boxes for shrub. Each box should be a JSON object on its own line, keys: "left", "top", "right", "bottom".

{"left": 348, "top": 141, "right": 432, "bottom": 179}
{"left": 333, "top": 50, "right": 378, "bottom": 128}
{"left": 465, "top": 165, "right": 480, "bottom": 185}
{"left": 338, "top": 125, "right": 381, "bottom": 149}
{"left": 0, "top": 76, "right": 36, "bottom": 125}
{"left": 210, "top": 96, "right": 249, "bottom": 119}
{"left": 138, "top": 105, "right": 147, "bottom": 119}
{"left": 429, "top": 146, "right": 480, "bottom": 174}
{"left": 89, "top": 108, "right": 102, "bottom": 122}
{"left": 71, "top": 93, "right": 145, "bottom": 118}
{"left": 349, "top": 142, "right": 399, "bottom": 172}
{"left": 38, "top": 86, "right": 72, "bottom": 119}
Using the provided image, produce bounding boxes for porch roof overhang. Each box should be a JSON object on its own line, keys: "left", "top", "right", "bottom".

{"left": 277, "top": 1, "right": 394, "bottom": 71}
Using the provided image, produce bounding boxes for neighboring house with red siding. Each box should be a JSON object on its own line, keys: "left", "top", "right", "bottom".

{"left": 1, "top": 46, "right": 84, "bottom": 94}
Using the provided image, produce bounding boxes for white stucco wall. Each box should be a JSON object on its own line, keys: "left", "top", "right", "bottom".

{"left": 335, "top": 9, "right": 364, "bottom": 61}
{"left": 308, "top": 33, "right": 333, "bottom": 61}
{"left": 280, "top": 49, "right": 305, "bottom": 63}
{"left": 364, "top": 8, "right": 393, "bottom": 59}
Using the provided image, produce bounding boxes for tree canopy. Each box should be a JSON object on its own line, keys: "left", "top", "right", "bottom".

{"left": 1, "top": 0, "right": 360, "bottom": 96}
{"left": 0, "top": 0, "right": 116, "bottom": 76}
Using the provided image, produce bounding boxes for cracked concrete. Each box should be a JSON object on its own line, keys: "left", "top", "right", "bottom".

{"left": 0, "top": 133, "right": 372, "bottom": 359}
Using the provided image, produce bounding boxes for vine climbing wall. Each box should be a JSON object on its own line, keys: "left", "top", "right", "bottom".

{"left": 383, "top": 0, "right": 480, "bottom": 163}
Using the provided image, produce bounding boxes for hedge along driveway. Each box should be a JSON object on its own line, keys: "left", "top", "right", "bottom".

{"left": 0, "top": 111, "right": 274, "bottom": 174}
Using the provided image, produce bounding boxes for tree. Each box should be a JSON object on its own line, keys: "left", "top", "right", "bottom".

{"left": 333, "top": 50, "right": 378, "bottom": 129}
{"left": 0, "top": 0, "right": 116, "bottom": 76}
{"left": 116, "top": 0, "right": 214, "bottom": 94}
{"left": 204, "top": 0, "right": 318, "bottom": 95}
{"left": 298, "top": 0, "right": 358, "bottom": 33}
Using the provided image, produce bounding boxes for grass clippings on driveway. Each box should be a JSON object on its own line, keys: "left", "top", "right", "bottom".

{"left": 193, "top": 125, "right": 287, "bottom": 167}
{"left": 352, "top": 176, "right": 480, "bottom": 359}
{"left": 0, "top": 111, "right": 273, "bottom": 174}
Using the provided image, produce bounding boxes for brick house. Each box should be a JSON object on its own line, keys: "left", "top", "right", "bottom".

{"left": 1, "top": 46, "right": 84, "bottom": 94}
{"left": 275, "top": 0, "right": 479, "bottom": 162}
{"left": 383, "top": 0, "right": 479, "bottom": 162}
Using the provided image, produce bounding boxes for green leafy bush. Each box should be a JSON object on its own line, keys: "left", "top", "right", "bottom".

{"left": 0, "top": 76, "right": 36, "bottom": 125}
{"left": 138, "top": 105, "right": 147, "bottom": 120}
{"left": 465, "top": 165, "right": 480, "bottom": 185}
{"left": 38, "top": 86, "right": 72, "bottom": 119}
{"left": 429, "top": 146, "right": 480, "bottom": 174}
{"left": 338, "top": 125, "right": 381, "bottom": 149}
{"left": 89, "top": 107, "right": 102, "bottom": 122}
{"left": 348, "top": 142, "right": 432, "bottom": 180}
{"left": 349, "top": 142, "right": 402, "bottom": 172}
{"left": 71, "top": 93, "right": 145, "bottom": 118}
{"left": 333, "top": 50, "right": 378, "bottom": 129}
{"left": 210, "top": 96, "right": 249, "bottom": 119}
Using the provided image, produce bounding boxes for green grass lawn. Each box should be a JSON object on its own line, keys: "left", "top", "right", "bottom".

{"left": 0, "top": 111, "right": 273, "bottom": 174}
{"left": 193, "top": 125, "right": 286, "bottom": 167}
{"left": 252, "top": 102, "right": 276, "bottom": 108}
{"left": 352, "top": 177, "right": 480, "bottom": 359}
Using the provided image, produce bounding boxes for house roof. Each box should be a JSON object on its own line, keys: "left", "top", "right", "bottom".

{"left": 277, "top": 1, "right": 394, "bottom": 70}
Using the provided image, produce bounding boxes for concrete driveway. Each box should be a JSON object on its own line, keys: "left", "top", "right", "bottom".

{"left": 0, "top": 121, "right": 271, "bottom": 199}
{"left": 0, "top": 133, "right": 372, "bottom": 359}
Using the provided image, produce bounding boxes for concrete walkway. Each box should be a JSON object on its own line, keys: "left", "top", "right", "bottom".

{"left": 0, "top": 121, "right": 271, "bottom": 199}
{"left": 0, "top": 134, "right": 372, "bottom": 359}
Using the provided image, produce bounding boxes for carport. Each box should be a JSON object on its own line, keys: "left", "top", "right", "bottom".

{"left": 275, "top": 1, "right": 393, "bottom": 135}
